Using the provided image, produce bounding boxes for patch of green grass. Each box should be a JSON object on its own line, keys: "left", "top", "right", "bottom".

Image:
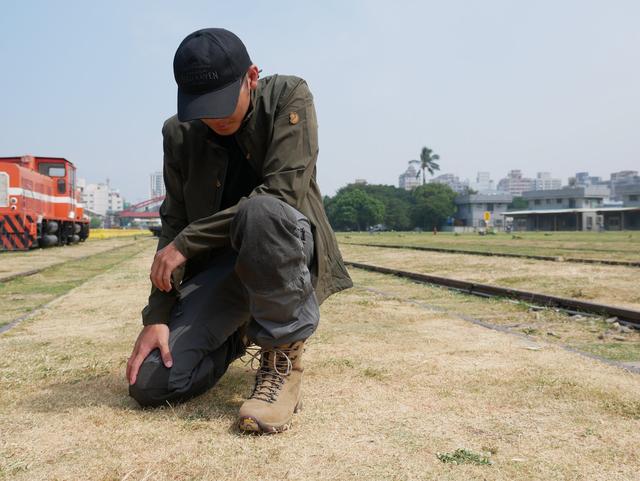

{"left": 599, "top": 398, "right": 640, "bottom": 420}
{"left": 320, "top": 357, "right": 357, "bottom": 369}
{"left": 361, "top": 367, "right": 388, "bottom": 380}
{"left": 494, "top": 276, "right": 532, "bottom": 286}
{"left": 576, "top": 342, "right": 640, "bottom": 362}
{"left": 436, "top": 448, "right": 493, "bottom": 466}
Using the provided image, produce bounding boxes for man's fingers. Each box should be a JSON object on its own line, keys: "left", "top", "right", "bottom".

{"left": 150, "top": 256, "right": 161, "bottom": 290}
{"left": 126, "top": 344, "right": 140, "bottom": 381}
{"left": 162, "top": 264, "right": 173, "bottom": 292}
{"left": 151, "top": 255, "right": 171, "bottom": 292}
{"left": 128, "top": 351, "right": 147, "bottom": 385}
{"left": 159, "top": 342, "right": 173, "bottom": 368}
{"left": 128, "top": 354, "right": 142, "bottom": 385}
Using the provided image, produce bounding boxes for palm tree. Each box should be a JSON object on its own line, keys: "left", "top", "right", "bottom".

{"left": 415, "top": 146, "right": 440, "bottom": 185}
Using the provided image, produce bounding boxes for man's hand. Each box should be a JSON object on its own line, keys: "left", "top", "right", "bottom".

{"left": 126, "top": 324, "right": 173, "bottom": 385}
{"left": 150, "top": 241, "right": 187, "bottom": 292}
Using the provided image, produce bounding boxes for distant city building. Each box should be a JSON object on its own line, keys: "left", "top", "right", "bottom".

{"left": 610, "top": 170, "right": 640, "bottom": 201}
{"left": 149, "top": 171, "right": 166, "bottom": 198}
{"left": 398, "top": 160, "right": 421, "bottom": 190}
{"left": 354, "top": 178, "right": 368, "bottom": 185}
{"left": 610, "top": 170, "right": 639, "bottom": 183}
{"left": 469, "top": 171, "right": 495, "bottom": 193}
{"left": 618, "top": 184, "right": 640, "bottom": 207}
{"left": 455, "top": 192, "right": 513, "bottom": 229}
{"left": 429, "top": 173, "right": 469, "bottom": 193}
{"left": 533, "top": 172, "right": 562, "bottom": 191}
{"left": 79, "top": 179, "right": 124, "bottom": 216}
{"left": 574, "top": 171, "right": 603, "bottom": 187}
{"left": 497, "top": 170, "right": 535, "bottom": 196}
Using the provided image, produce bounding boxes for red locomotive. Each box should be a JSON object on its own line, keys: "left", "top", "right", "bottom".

{"left": 0, "top": 155, "right": 90, "bottom": 251}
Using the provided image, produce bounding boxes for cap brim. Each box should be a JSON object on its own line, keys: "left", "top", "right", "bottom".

{"left": 177, "top": 77, "right": 243, "bottom": 122}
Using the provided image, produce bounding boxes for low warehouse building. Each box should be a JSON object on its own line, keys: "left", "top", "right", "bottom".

{"left": 455, "top": 192, "right": 513, "bottom": 229}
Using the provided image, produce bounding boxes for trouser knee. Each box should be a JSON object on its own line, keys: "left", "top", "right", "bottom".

{"left": 128, "top": 329, "right": 246, "bottom": 408}
{"left": 128, "top": 355, "right": 172, "bottom": 408}
{"left": 231, "top": 195, "right": 304, "bottom": 247}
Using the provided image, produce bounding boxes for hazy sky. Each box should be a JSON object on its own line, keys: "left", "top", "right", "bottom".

{"left": 1, "top": 1, "right": 638, "bottom": 203}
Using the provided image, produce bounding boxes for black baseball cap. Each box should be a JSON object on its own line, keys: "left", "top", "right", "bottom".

{"left": 173, "top": 28, "right": 252, "bottom": 122}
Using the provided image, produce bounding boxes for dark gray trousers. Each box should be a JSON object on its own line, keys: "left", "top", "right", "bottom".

{"left": 129, "top": 196, "right": 319, "bottom": 407}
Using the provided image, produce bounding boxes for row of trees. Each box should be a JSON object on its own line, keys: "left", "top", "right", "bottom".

{"left": 324, "top": 145, "right": 455, "bottom": 231}
{"left": 324, "top": 182, "right": 458, "bottom": 231}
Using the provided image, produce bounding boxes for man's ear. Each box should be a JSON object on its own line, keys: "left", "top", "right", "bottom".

{"left": 248, "top": 64, "right": 260, "bottom": 90}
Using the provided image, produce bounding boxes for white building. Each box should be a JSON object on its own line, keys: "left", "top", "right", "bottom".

{"left": 149, "top": 171, "right": 166, "bottom": 198}
{"left": 534, "top": 172, "right": 562, "bottom": 191}
{"left": 469, "top": 171, "right": 495, "bottom": 193}
{"left": 79, "top": 179, "right": 124, "bottom": 216}
{"left": 430, "top": 173, "right": 469, "bottom": 193}
{"left": 398, "top": 160, "right": 421, "bottom": 190}
{"left": 455, "top": 192, "right": 513, "bottom": 229}
{"left": 497, "top": 170, "right": 535, "bottom": 196}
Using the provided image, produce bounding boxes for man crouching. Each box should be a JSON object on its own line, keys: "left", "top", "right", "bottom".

{"left": 125, "top": 28, "right": 352, "bottom": 434}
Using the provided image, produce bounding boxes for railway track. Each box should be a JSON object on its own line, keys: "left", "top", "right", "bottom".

{"left": 344, "top": 260, "right": 640, "bottom": 326}
{"left": 0, "top": 240, "right": 150, "bottom": 334}
{"left": 0, "top": 241, "right": 139, "bottom": 283}
{"left": 342, "top": 242, "right": 640, "bottom": 268}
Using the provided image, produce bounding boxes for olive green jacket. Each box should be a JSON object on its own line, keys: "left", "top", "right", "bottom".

{"left": 142, "top": 75, "right": 352, "bottom": 325}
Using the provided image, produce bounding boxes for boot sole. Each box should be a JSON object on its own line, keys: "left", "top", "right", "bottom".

{"left": 238, "top": 400, "right": 303, "bottom": 434}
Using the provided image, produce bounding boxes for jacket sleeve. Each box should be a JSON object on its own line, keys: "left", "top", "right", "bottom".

{"left": 172, "top": 80, "right": 318, "bottom": 259}
{"left": 140, "top": 123, "right": 189, "bottom": 325}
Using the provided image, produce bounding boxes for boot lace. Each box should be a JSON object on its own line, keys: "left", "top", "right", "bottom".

{"left": 241, "top": 345, "right": 295, "bottom": 403}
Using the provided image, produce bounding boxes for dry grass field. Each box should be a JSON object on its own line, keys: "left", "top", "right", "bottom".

{"left": 0, "top": 237, "right": 145, "bottom": 280}
{"left": 2, "top": 241, "right": 640, "bottom": 480}
{"left": 339, "top": 243, "right": 640, "bottom": 311}
{"left": 337, "top": 231, "right": 640, "bottom": 262}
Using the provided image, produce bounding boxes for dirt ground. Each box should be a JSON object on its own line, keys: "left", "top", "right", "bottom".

{"left": 340, "top": 243, "right": 640, "bottom": 311}
{"left": 0, "top": 237, "right": 143, "bottom": 280}
{"left": 2, "top": 243, "right": 640, "bottom": 480}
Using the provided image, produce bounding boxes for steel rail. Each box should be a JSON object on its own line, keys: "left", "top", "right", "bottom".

{"left": 342, "top": 242, "right": 640, "bottom": 268}
{"left": 345, "top": 261, "right": 640, "bottom": 325}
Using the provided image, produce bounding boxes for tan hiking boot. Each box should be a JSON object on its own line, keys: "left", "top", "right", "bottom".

{"left": 238, "top": 340, "right": 305, "bottom": 434}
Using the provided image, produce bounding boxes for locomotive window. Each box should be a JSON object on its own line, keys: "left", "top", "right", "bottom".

{"left": 38, "top": 162, "right": 66, "bottom": 177}
{"left": 57, "top": 178, "right": 66, "bottom": 194}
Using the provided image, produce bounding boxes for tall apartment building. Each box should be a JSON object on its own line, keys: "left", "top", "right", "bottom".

{"left": 533, "top": 172, "right": 562, "bottom": 191}
{"left": 429, "top": 173, "right": 469, "bottom": 193}
{"left": 497, "top": 170, "right": 535, "bottom": 196}
{"left": 149, "top": 171, "right": 166, "bottom": 198}
{"left": 469, "top": 171, "right": 495, "bottom": 193}
{"left": 78, "top": 179, "right": 124, "bottom": 216}
{"left": 398, "top": 160, "right": 421, "bottom": 190}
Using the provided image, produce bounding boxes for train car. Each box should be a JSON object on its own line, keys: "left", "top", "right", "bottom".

{"left": 0, "top": 155, "right": 90, "bottom": 251}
